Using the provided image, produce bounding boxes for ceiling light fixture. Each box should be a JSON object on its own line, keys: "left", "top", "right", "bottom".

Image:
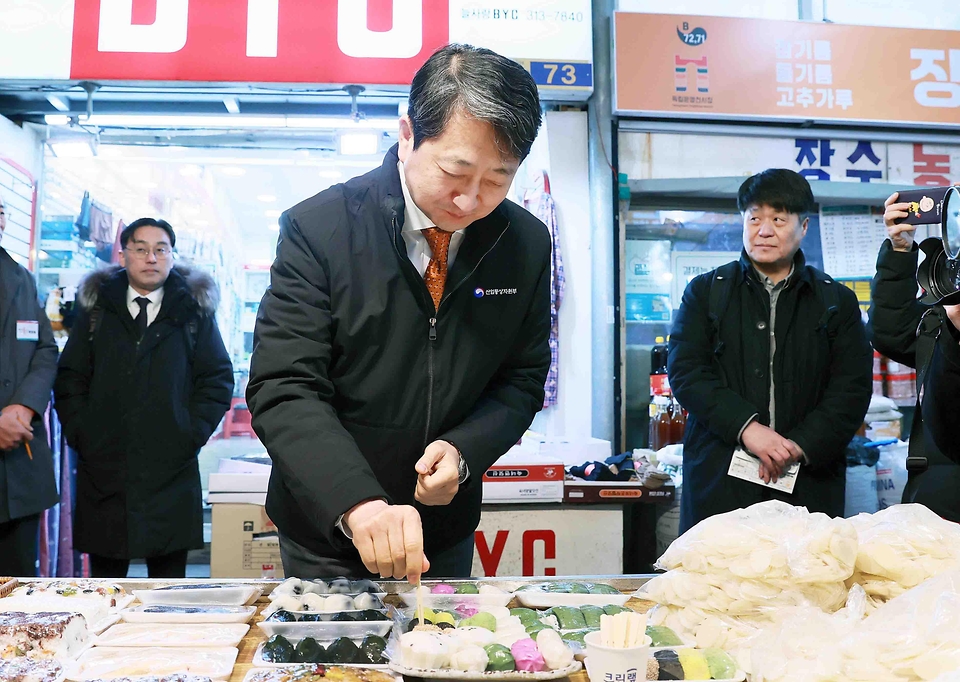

{"left": 339, "top": 132, "right": 379, "bottom": 156}
{"left": 44, "top": 114, "right": 70, "bottom": 126}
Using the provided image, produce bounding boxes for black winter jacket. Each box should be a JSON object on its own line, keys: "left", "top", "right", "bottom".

{"left": 669, "top": 251, "right": 872, "bottom": 532}
{"left": 924, "top": 323, "right": 960, "bottom": 466}
{"left": 868, "top": 240, "right": 960, "bottom": 521}
{"left": 247, "top": 145, "right": 551, "bottom": 564}
{"left": 0, "top": 248, "right": 59, "bottom": 523}
{"left": 54, "top": 265, "right": 234, "bottom": 558}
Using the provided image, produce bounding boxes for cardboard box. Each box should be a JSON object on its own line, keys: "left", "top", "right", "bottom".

{"left": 210, "top": 504, "right": 284, "bottom": 579}
{"left": 206, "top": 492, "right": 268, "bottom": 505}
{"left": 519, "top": 434, "right": 612, "bottom": 467}
{"left": 563, "top": 478, "right": 676, "bottom": 505}
{"left": 481, "top": 447, "right": 565, "bottom": 503}
{"left": 208, "top": 473, "right": 270, "bottom": 493}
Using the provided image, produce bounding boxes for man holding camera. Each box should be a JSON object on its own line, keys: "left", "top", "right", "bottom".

{"left": 869, "top": 191, "right": 960, "bottom": 521}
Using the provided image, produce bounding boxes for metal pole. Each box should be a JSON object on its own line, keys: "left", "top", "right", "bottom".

{"left": 589, "top": 0, "right": 616, "bottom": 446}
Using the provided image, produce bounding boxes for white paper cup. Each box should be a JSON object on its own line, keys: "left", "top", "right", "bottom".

{"left": 583, "top": 630, "right": 652, "bottom": 682}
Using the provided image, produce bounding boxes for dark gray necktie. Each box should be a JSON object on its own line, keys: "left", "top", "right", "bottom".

{"left": 135, "top": 297, "right": 150, "bottom": 337}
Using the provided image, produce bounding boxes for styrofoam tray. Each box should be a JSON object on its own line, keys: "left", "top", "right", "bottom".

{"left": 515, "top": 593, "right": 630, "bottom": 609}
{"left": 242, "top": 666, "right": 402, "bottom": 682}
{"left": 89, "top": 614, "right": 121, "bottom": 636}
{"left": 264, "top": 608, "right": 387, "bottom": 621}
{"left": 64, "top": 645, "right": 239, "bottom": 680}
{"left": 268, "top": 591, "right": 388, "bottom": 602}
{"left": 252, "top": 641, "right": 389, "bottom": 669}
{"left": 120, "top": 604, "right": 257, "bottom": 624}
{"left": 66, "top": 646, "right": 238, "bottom": 680}
{"left": 258, "top": 620, "right": 393, "bottom": 640}
{"left": 134, "top": 584, "right": 261, "bottom": 606}
{"left": 389, "top": 660, "right": 582, "bottom": 680}
{"left": 398, "top": 593, "right": 513, "bottom": 609}
{"left": 94, "top": 622, "right": 250, "bottom": 648}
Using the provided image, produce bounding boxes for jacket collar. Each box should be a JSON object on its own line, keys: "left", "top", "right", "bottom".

{"left": 739, "top": 248, "right": 812, "bottom": 289}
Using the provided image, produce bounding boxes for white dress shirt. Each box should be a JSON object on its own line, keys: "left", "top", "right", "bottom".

{"left": 398, "top": 161, "right": 466, "bottom": 275}
{"left": 126, "top": 286, "right": 164, "bottom": 327}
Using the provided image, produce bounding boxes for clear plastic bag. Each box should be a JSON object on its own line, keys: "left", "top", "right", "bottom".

{"left": 639, "top": 570, "right": 849, "bottom": 616}
{"left": 656, "top": 500, "right": 858, "bottom": 584}
{"left": 849, "top": 505, "right": 960, "bottom": 604}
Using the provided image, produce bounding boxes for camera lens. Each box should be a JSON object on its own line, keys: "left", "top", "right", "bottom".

{"left": 944, "top": 186, "right": 960, "bottom": 261}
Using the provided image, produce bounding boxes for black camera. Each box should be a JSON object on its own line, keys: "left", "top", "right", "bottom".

{"left": 895, "top": 186, "right": 960, "bottom": 305}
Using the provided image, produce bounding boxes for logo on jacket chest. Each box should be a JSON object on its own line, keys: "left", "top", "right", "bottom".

{"left": 474, "top": 287, "right": 518, "bottom": 298}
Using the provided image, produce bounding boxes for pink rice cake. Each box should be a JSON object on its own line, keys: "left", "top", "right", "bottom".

{"left": 0, "top": 611, "right": 90, "bottom": 660}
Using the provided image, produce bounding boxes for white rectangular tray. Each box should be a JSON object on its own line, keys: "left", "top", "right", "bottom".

{"left": 134, "top": 584, "right": 261, "bottom": 606}
{"left": 258, "top": 620, "right": 392, "bottom": 640}
{"left": 64, "top": 645, "right": 239, "bottom": 680}
{"left": 389, "top": 661, "right": 583, "bottom": 680}
{"left": 242, "top": 666, "right": 402, "bottom": 682}
{"left": 120, "top": 604, "right": 257, "bottom": 624}
{"left": 94, "top": 622, "right": 250, "bottom": 648}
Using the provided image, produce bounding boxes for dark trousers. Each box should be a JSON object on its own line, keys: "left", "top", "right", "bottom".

{"left": 280, "top": 532, "right": 475, "bottom": 580}
{"left": 0, "top": 513, "right": 41, "bottom": 577}
{"left": 89, "top": 549, "right": 190, "bottom": 579}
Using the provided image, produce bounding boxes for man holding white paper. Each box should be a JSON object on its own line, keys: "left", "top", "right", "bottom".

{"left": 668, "top": 169, "right": 872, "bottom": 532}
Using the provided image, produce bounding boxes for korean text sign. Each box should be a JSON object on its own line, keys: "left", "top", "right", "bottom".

{"left": 615, "top": 12, "right": 960, "bottom": 128}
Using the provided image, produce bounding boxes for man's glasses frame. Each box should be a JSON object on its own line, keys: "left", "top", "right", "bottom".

{"left": 124, "top": 246, "right": 174, "bottom": 261}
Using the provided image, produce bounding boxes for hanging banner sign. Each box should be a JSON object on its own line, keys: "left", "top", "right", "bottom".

{"left": 614, "top": 12, "right": 960, "bottom": 128}
{"left": 0, "top": 1, "right": 592, "bottom": 97}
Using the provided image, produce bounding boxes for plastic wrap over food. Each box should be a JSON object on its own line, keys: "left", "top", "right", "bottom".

{"left": 849, "top": 505, "right": 960, "bottom": 601}
{"left": 839, "top": 570, "right": 960, "bottom": 681}
{"left": 646, "top": 604, "right": 766, "bottom": 653}
{"left": 656, "top": 501, "right": 858, "bottom": 584}
{"left": 639, "top": 570, "right": 848, "bottom": 616}
{"left": 748, "top": 585, "right": 868, "bottom": 682}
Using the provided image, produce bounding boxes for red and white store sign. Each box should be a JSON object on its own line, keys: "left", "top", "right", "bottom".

{"left": 0, "top": 0, "right": 592, "bottom": 89}
{"left": 472, "top": 506, "right": 623, "bottom": 577}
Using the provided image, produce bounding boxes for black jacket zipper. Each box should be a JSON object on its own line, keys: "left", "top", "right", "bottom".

{"left": 391, "top": 212, "right": 511, "bottom": 451}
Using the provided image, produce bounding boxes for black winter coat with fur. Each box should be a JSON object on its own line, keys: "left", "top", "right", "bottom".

{"left": 54, "top": 265, "right": 234, "bottom": 559}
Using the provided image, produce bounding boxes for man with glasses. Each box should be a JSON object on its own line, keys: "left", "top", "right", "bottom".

{"left": 0, "top": 191, "right": 59, "bottom": 576}
{"left": 55, "top": 217, "right": 234, "bottom": 578}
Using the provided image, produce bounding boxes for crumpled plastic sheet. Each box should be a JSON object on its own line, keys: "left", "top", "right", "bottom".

{"left": 639, "top": 569, "right": 849, "bottom": 616}
{"left": 848, "top": 505, "right": 960, "bottom": 605}
{"left": 656, "top": 500, "right": 859, "bottom": 584}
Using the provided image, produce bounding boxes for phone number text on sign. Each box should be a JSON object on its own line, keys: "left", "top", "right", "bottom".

{"left": 460, "top": 9, "right": 586, "bottom": 22}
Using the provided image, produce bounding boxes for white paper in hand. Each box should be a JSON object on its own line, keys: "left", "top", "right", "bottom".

{"left": 727, "top": 448, "right": 799, "bottom": 494}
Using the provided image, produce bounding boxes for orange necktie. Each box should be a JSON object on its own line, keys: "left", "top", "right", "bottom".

{"left": 422, "top": 227, "right": 453, "bottom": 310}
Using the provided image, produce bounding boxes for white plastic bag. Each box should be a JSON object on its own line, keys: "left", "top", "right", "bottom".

{"left": 846, "top": 464, "right": 880, "bottom": 517}
{"left": 875, "top": 441, "right": 909, "bottom": 510}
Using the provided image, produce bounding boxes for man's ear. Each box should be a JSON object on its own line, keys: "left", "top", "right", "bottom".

{"left": 398, "top": 115, "right": 414, "bottom": 163}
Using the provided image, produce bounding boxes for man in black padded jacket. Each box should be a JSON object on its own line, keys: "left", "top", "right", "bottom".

{"left": 247, "top": 45, "right": 551, "bottom": 582}
{"left": 869, "top": 191, "right": 960, "bottom": 521}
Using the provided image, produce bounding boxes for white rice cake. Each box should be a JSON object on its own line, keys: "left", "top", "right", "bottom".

{"left": 0, "top": 656, "right": 64, "bottom": 682}
{"left": 0, "top": 611, "right": 90, "bottom": 660}
{"left": 66, "top": 646, "right": 238, "bottom": 680}
{"left": 1, "top": 596, "right": 109, "bottom": 629}
{"left": 94, "top": 623, "right": 249, "bottom": 648}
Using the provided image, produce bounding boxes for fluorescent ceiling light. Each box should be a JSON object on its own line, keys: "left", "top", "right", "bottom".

{"left": 44, "top": 114, "right": 70, "bottom": 126}
{"left": 50, "top": 142, "right": 94, "bottom": 158}
{"left": 47, "top": 95, "right": 70, "bottom": 112}
{"left": 257, "top": 194, "right": 276, "bottom": 202}
{"left": 340, "top": 132, "right": 379, "bottom": 156}
{"left": 72, "top": 114, "right": 399, "bottom": 130}
{"left": 265, "top": 209, "right": 281, "bottom": 218}
{"left": 220, "top": 166, "right": 246, "bottom": 176}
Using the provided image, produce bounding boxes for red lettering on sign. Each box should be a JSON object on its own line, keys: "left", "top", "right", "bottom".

{"left": 70, "top": 0, "right": 450, "bottom": 84}
{"left": 914, "top": 143, "right": 952, "bottom": 187}
{"left": 475, "top": 530, "right": 509, "bottom": 576}
{"left": 522, "top": 530, "right": 556, "bottom": 576}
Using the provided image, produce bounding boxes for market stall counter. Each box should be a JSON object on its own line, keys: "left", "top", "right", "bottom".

{"left": 0, "top": 575, "right": 669, "bottom": 682}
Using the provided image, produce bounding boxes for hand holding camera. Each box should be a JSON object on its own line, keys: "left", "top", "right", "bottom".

{"left": 890, "top": 186, "right": 960, "bottom": 306}
{"left": 883, "top": 192, "right": 918, "bottom": 252}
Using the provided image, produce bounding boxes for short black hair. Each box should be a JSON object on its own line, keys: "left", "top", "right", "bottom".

{"left": 121, "top": 217, "right": 176, "bottom": 249}
{"left": 407, "top": 43, "right": 542, "bottom": 161}
{"left": 737, "top": 169, "right": 815, "bottom": 217}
